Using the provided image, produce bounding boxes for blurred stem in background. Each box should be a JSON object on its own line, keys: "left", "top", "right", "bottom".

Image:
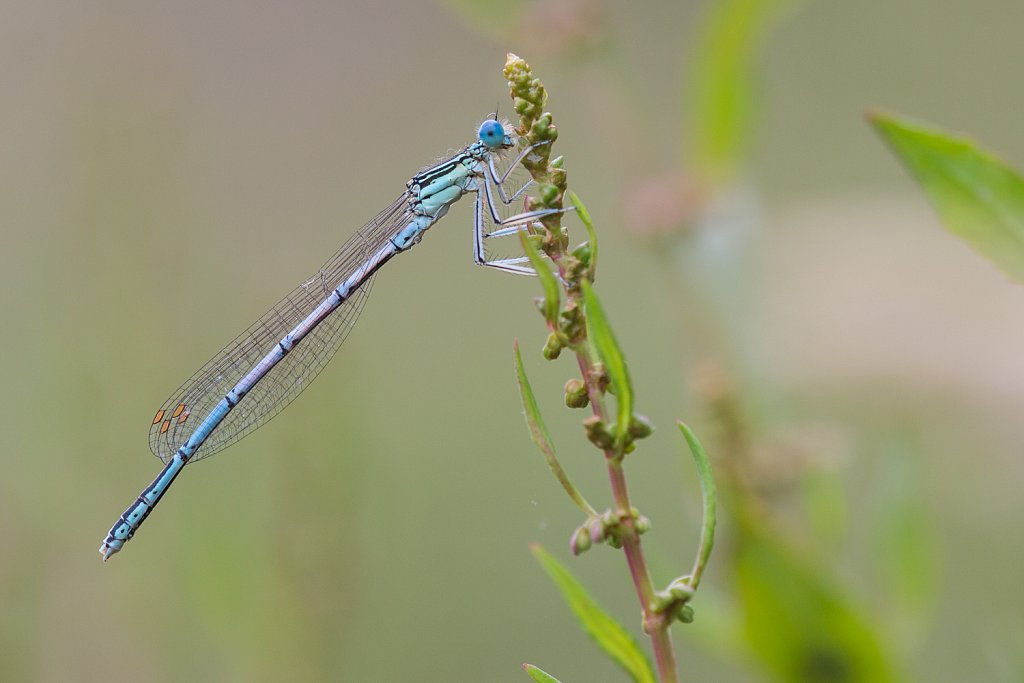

{"left": 505, "top": 54, "right": 717, "bottom": 683}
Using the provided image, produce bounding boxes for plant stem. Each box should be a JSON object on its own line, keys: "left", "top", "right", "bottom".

{"left": 505, "top": 53, "right": 679, "bottom": 683}
{"left": 579, "top": 355, "right": 679, "bottom": 683}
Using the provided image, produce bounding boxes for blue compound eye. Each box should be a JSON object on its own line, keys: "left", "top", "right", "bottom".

{"left": 478, "top": 119, "right": 505, "bottom": 149}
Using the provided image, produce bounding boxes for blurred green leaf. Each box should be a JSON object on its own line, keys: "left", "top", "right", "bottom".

{"left": 519, "top": 229, "right": 560, "bottom": 326}
{"left": 734, "top": 522, "right": 897, "bottom": 683}
{"left": 871, "top": 111, "right": 1024, "bottom": 282}
{"left": 523, "top": 663, "right": 564, "bottom": 683}
{"left": 874, "top": 430, "right": 936, "bottom": 644}
{"left": 580, "top": 280, "right": 633, "bottom": 445}
{"left": 688, "top": 0, "right": 795, "bottom": 183}
{"left": 440, "top": 0, "right": 526, "bottom": 42}
{"left": 514, "top": 341, "right": 596, "bottom": 516}
{"left": 531, "top": 544, "right": 656, "bottom": 683}
{"left": 678, "top": 422, "right": 717, "bottom": 588}
{"left": 801, "top": 469, "right": 848, "bottom": 550}
{"left": 567, "top": 190, "right": 598, "bottom": 279}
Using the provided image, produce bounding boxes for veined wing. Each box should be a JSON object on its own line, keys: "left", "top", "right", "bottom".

{"left": 148, "top": 196, "right": 412, "bottom": 463}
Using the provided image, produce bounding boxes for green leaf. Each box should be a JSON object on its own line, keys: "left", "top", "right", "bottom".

{"left": 514, "top": 341, "right": 595, "bottom": 516}
{"left": 522, "top": 663, "right": 563, "bottom": 683}
{"left": 873, "top": 431, "right": 936, "bottom": 641}
{"left": 530, "top": 544, "right": 656, "bottom": 683}
{"left": 871, "top": 111, "right": 1024, "bottom": 282}
{"left": 677, "top": 422, "right": 717, "bottom": 589}
{"left": 688, "top": 0, "right": 795, "bottom": 184}
{"left": 801, "top": 469, "right": 848, "bottom": 551}
{"left": 734, "top": 520, "right": 897, "bottom": 682}
{"left": 580, "top": 281, "right": 633, "bottom": 446}
{"left": 567, "top": 191, "right": 598, "bottom": 279}
{"left": 518, "top": 229, "right": 560, "bottom": 326}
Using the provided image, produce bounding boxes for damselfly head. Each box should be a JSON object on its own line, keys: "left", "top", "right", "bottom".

{"left": 478, "top": 118, "right": 514, "bottom": 151}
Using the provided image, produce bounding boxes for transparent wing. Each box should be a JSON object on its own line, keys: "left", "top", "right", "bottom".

{"left": 148, "top": 196, "right": 412, "bottom": 463}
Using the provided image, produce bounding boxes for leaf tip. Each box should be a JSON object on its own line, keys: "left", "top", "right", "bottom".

{"left": 865, "top": 109, "right": 901, "bottom": 138}
{"left": 863, "top": 107, "right": 885, "bottom": 123}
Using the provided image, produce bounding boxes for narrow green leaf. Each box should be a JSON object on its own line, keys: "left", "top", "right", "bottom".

{"left": 580, "top": 281, "right": 633, "bottom": 444}
{"left": 531, "top": 544, "right": 656, "bottom": 683}
{"left": 514, "top": 341, "right": 596, "bottom": 516}
{"left": 871, "top": 111, "right": 1024, "bottom": 282}
{"left": 567, "top": 190, "right": 598, "bottom": 278}
{"left": 518, "top": 229, "right": 560, "bottom": 326}
{"left": 677, "top": 422, "right": 717, "bottom": 589}
{"left": 688, "top": 0, "right": 795, "bottom": 184}
{"left": 522, "top": 663, "right": 563, "bottom": 683}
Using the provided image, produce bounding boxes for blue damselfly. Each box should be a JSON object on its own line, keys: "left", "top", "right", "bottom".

{"left": 99, "top": 117, "right": 563, "bottom": 560}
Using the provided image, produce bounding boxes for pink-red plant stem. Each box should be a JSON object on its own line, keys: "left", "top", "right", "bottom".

{"left": 573, "top": 351, "right": 679, "bottom": 683}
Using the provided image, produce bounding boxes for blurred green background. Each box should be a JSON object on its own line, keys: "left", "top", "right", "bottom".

{"left": 3, "top": 1, "right": 1024, "bottom": 681}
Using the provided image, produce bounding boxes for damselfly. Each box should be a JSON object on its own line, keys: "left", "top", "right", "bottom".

{"left": 99, "top": 117, "right": 564, "bottom": 560}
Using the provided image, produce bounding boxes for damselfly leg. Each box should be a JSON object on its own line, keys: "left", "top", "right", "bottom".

{"left": 474, "top": 141, "right": 574, "bottom": 276}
